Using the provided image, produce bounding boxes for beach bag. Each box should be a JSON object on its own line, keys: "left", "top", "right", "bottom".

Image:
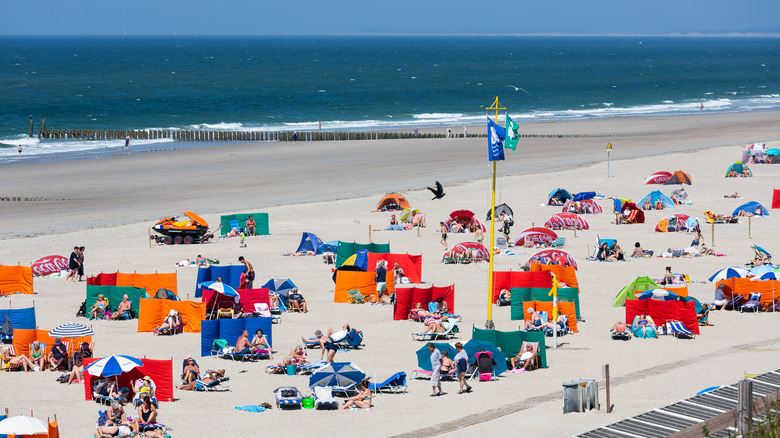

{"left": 56, "top": 373, "right": 69, "bottom": 383}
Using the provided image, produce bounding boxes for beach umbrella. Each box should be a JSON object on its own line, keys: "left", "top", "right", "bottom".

{"left": 749, "top": 265, "right": 777, "bottom": 277}
{"left": 308, "top": 362, "right": 366, "bottom": 390}
{"left": 415, "top": 343, "right": 457, "bottom": 372}
{"left": 442, "top": 242, "right": 490, "bottom": 261}
{"left": 261, "top": 278, "right": 298, "bottom": 297}
{"left": 49, "top": 322, "right": 94, "bottom": 338}
{"left": 85, "top": 355, "right": 143, "bottom": 378}
{"left": 544, "top": 212, "right": 589, "bottom": 230}
{"left": 572, "top": 191, "right": 596, "bottom": 202}
{"left": 463, "top": 340, "right": 507, "bottom": 376}
{"left": 0, "top": 415, "right": 48, "bottom": 435}
{"left": 526, "top": 249, "right": 578, "bottom": 270}
{"left": 751, "top": 272, "right": 780, "bottom": 312}
{"left": 513, "top": 227, "right": 558, "bottom": 247}
{"left": 708, "top": 267, "right": 749, "bottom": 283}
{"left": 199, "top": 281, "right": 238, "bottom": 297}
{"left": 644, "top": 171, "right": 671, "bottom": 185}
{"left": 766, "top": 148, "right": 780, "bottom": 156}
{"left": 635, "top": 289, "right": 682, "bottom": 301}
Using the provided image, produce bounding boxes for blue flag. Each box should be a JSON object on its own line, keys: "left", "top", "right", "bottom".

{"left": 487, "top": 118, "right": 506, "bottom": 161}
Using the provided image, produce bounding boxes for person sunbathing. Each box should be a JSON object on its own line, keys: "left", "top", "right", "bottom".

{"left": 378, "top": 290, "right": 393, "bottom": 305}
{"left": 633, "top": 315, "right": 657, "bottom": 338}
{"left": 450, "top": 220, "right": 463, "bottom": 233}
{"left": 342, "top": 379, "right": 372, "bottom": 410}
{"left": 700, "top": 244, "right": 715, "bottom": 256}
{"left": 550, "top": 197, "right": 563, "bottom": 206}
{"left": 89, "top": 294, "right": 108, "bottom": 319}
{"left": 654, "top": 199, "right": 664, "bottom": 210}
{"left": 286, "top": 250, "right": 315, "bottom": 256}
{"left": 47, "top": 338, "right": 68, "bottom": 370}
{"left": 2, "top": 345, "right": 33, "bottom": 372}
{"left": 421, "top": 315, "right": 450, "bottom": 334}
{"left": 68, "top": 354, "right": 84, "bottom": 384}
{"left": 498, "top": 288, "right": 511, "bottom": 305}
{"left": 278, "top": 346, "right": 307, "bottom": 367}
{"left": 511, "top": 344, "right": 536, "bottom": 372}
{"left": 251, "top": 329, "right": 272, "bottom": 358}
{"left": 597, "top": 242, "right": 611, "bottom": 261}
{"left": 631, "top": 242, "right": 644, "bottom": 258}
{"left": 177, "top": 369, "right": 225, "bottom": 390}
{"left": 182, "top": 357, "right": 200, "bottom": 384}
{"left": 288, "top": 288, "right": 308, "bottom": 312}
{"left": 195, "top": 255, "right": 208, "bottom": 266}
{"left": 29, "top": 340, "right": 45, "bottom": 371}
{"left": 612, "top": 245, "right": 625, "bottom": 261}
{"left": 439, "top": 350, "right": 455, "bottom": 374}
{"left": 314, "top": 324, "right": 351, "bottom": 360}
{"left": 724, "top": 192, "right": 740, "bottom": 198}
{"left": 109, "top": 294, "right": 132, "bottom": 320}
{"left": 235, "top": 330, "right": 253, "bottom": 354}
{"left": 137, "top": 395, "right": 158, "bottom": 425}
{"left": 322, "top": 250, "right": 336, "bottom": 264}
{"left": 642, "top": 198, "right": 652, "bottom": 210}
{"left": 226, "top": 227, "right": 240, "bottom": 238}
{"left": 393, "top": 263, "right": 405, "bottom": 284}
{"left": 523, "top": 308, "right": 544, "bottom": 330}
{"left": 411, "top": 303, "right": 432, "bottom": 318}
{"left": 269, "top": 291, "right": 281, "bottom": 309}
{"left": 106, "top": 401, "right": 133, "bottom": 427}
{"left": 611, "top": 321, "right": 630, "bottom": 335}
{"left": 728, "top": 169, "right": 738, "bottom": 177}
{"left": 156, "top": 310, "right": 180, "bottom": 331}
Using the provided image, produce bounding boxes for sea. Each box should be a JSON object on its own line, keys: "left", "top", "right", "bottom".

{"left": 1, "top": 36, "right": 778, "bottom": 164}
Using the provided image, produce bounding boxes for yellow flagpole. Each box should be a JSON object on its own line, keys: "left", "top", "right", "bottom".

{"left": 486, "top": 96, "right": 505, "bottom": 329}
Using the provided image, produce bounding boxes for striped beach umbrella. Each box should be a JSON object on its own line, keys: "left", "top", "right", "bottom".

{"left": 708, "top": 267, "right": 748, "bottom": 283}
{"left": 308, "top": 362, "right": 366, "bottom": 390}
{"left": 199, "top": 281, "right": 239, "bottom": 297}
{"left": 49, "top": 323, "right": 94, "bottom": 338}
{"left": 0, "top": 415, "right": 48, "bottom": 435}
{"left": 85, "top": 355, "right": 143, "bottom": 378}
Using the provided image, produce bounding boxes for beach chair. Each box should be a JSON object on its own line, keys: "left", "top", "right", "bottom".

{"left": 545, "top": 314, "right": 568, "bottom": 337}
{"left": 411, "top": 318, "right": 459, "bottom": 341}
{"left": 369, "top": 372, "right": 407, "bottom": 394}
{"left": 668, "top": 320, "right": 696, "bottom": 339}
{"left": 518, "top": 341, "right": 539, "bottom": 371}
{"left": 1, "top": 345, "right": 24, "bottom": 372}
{"left": 314, "top": 386, "right": 340, "bottom": 410}
{"left": 495, "top": 237, "right": 508, "bottom": 250}
{"left": 335, "top": 329, "right": 364, "bottom": 349}
{"left": 725, "top": 294, "right": 745, "bottom": 310}
{"left": 153, "top": 313, "right": 182, "bottom": 336}
{"left": 216, "top": 307, "right": 235, "bottom": 319}
{"left": 611, "top": 329, "right": 632, "bottom": 341}
{"left": 348, "top": 289, "right": 367, "bottom": 304}
{"left": 408, "top": 309, "right": 426, "bottom": 321}
{"left": 470, "top": 351, "right": 496, "bottom": 382}
{"left": 274, "top": 386, "right": 303, "bottom": 409}
{"left": 411, "top": 368, "right": 457, "bottom": 380}
{"left": 301, "top": 337, "right": 321, "bottom": 349}
{"left": 698, "top": 305, "right": 713, "bottom": 326}
{"left": 229, "top": 219, "right": 242, "bottom": 233}
{"left": 739, "top": 293, "right": 763, "bottom": 313}
{"left": 525, "top": 311, "right": 548, "bottom": 332}
{"left": 196, "top": 373, "right": 230, "bottom": 391}
{"left": 252, "top": 302, "right": 281, "bottom": 324}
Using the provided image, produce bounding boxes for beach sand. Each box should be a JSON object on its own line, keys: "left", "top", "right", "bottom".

{"left": 1, "top": 111, "right": 780, "bottom": 437}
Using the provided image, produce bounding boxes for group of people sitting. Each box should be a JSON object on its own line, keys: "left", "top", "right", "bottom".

{"left": 565, "top": 201, "right": 596, "bottom": 214}
{"left": 642, "top": 198, "right": 666, "bottom": 210}
{"left": 448, "top": 219, "right": 482, "bottom": 234}
{"left": 610, "top": 315, "right": 658, "bottom": 339}
{"left": 597, "top": 242, "right": 625, "bottom": 261}
{"left": 93, "top": 378, "right": 164, "bottom": 438}
{"left": 522, "top": 307, "right": 566, "bottom": 332}
{"left": 298, "top": 324, "right": 353, "bottom": 363}
{"left": 727, "top": 168, "right": 752, "bottom": 177}
{"left": 88, "top": 294, "right": 134, "bottom": 320}
{"left": 2, "top": 338, "right": 92, "bottom": 377}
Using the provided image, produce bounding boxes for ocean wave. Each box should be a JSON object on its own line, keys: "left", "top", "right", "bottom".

{"left": 189, "top": 122, "right": 246, "bottom": 130}
{"left": 413, "top": 113, "right": 464, "bottom": 119}
{"left": 0, "top": 137, "right": 173, "bottom": 158}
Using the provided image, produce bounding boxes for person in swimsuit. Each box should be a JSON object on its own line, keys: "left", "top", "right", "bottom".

{"left": 68, "top": 354, "right": 84, "bottom": 384}
{"left": 109, "top": 294, "right": 133, "bottom": 320}
{"left": 439, "top": 350, "right": 454, "bottom": 374}
{"left": 238, "top": 256, "right": 254, "bottom": 288}
{"left": 89, "top": 294, "right": 108, "bottom": 319}
{"left": 475, "top": 226, "right": 483, "bottom": 243}
{"left": 440, "top": 222, "right": 448, "bottom": 248}
{"left": 251, "top": 329, "right": 272, "bottom": 358}
{"left": 137, "top": 395, "right": 158, "bottom": 425}
{"left": 523, "top": 307, "right": 543, "bottom": 330}
{"left": 342, "top": 379, "right": 372, "bottom": 409}
{"left": 421, "top": 315, "right": 450, "bottom": 334}
{"left": 29, "top": 340, "right": 45, "bottom": 371}
{"left": 182, "top": 357, "right": 200, "bottom": 384}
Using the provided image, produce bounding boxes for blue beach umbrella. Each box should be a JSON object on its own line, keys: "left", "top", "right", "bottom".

{"left": 308, "top": 362, "right": 366, "bottom": 390}
{"left": 572, "top": 191, "right": 596, "bottom": 202}
{"left": 86, "top": 355, "right": 143, "bottom": 378}
{"left": 749, "top": 265, "right": 777, "bottom": 277}
{"left": 415, "top": 343, "right": 457, "bottom": 372}
{"left": 199, "top": 281, "right": 239, "bottom": 297}
{"left": 463, "top": 340, "right": 507, "bottom": 376}
{"left": 261, "top": 278, "right": 298, "bottom": 297}
{"left": 708, "top": 267, "right": 749, "bottom": 283}
{"left": 766, "top": 148, "right": 780, "bottom": 156}
{"left": 751, "top": 271, "right": 780, "bottom": 282}
{"left": 49, "top": 322, "right": 94, "bottom": 338}
{"left": 635, "top": 289, "right": 683, "bottom": 301}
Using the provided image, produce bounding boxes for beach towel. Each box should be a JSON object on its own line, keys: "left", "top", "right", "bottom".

{"left": 235, "top": 405, "right": 267, "bottom": 413}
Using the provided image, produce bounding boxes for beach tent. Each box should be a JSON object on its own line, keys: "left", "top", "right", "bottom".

{"left": 655, "top": 214, "right": 691, "bottom": 232}
{"left": 529, "top": 263, "right": 579, "bottom": 288}
{"left": 485, "top": 203, "right": 514, "bottom": 221}
{"left": 342, "top": 250, "right": 369, "bottom": 271}
{"left": 86, "top": 285, "right": 145, "bottom": 318}
{"left": 638, "top": 190, "right": 675, "bottom": 210}
{"left": 367, "top": 253, "right": 423, "bottom": 284}
{"left": 200, "top": 317, "right": 273, "bottom": 356}
{"left": 136, "top": 298, "right": 205, "bottom": 333}
{"left": 625, "top": 299, "right": 699, "bottom": 334}
{"left": 444, "top": 210, "right": 488, "bottom": 232}
{"left": 548, "top": 188, "right": 572, "bottom": 205}
{"left": 619, "top": 202, "right": 645, "bottom": 224}
{"left": 13, "top": 328, "right": 92, "bottom": 358}
{"left": 513, "top": 227, "right": 558, "bottom": 247}
{"left": 492, "top": 270, "right": 553, "bottom": 303}
{"left": 544, "top": 213, "right": 589, "bottom": 230}
{"left": 295, "top": 232, "right": 326, "bottom": 254}
{"left": 510, "top": 285, "right": 581, "bottom": 320}
{"left": 0, "top": 264, "right": 33, "bottom": 296}
{"left": 334, "top": 270, "right": 394, "bottom": 303}
{"left": 664, "top": 170, "right": 692, "bottom": 185}
{"left": 732, "top": 201, "right": 769, "bottom": 217}
{"left": 375, "top": 193, "right": 410, "bottom": 211}
{"left": 83, "top": 357, "right": 173, "bottom": 402}
{"left": 442, "top": 242, "right": 490, "bottom": 262}
{"left": 261, "top": 278, "right": 299, "bottom": 307}
{"left": 561, "top": 199, "right": 603, "bottom": 214}
{"left": 572, "top": 191, "right": 597, "bottom": 202}
{"left": 521, "top": 300, "right": 578, "bottom": 333}
{"left": 525, "top": 249, "right": 578, "bottom": 269}
{"left": 195, "top": 265, "right": 245, "bottom": 297}
{"left": 335, "top": 242, "right": 391, "bottom": 267}
{"left": 0, "top": 307, "right": 36, "bottom": 332}
{"left": 725, "top": 162, "right": 752, "bottom": 177}
{"left": 393, "top": 285, "right": 454, "bottom": 320}
{"left": 472, "top": 327, "right": 548, "bottom": 368}
{"left": 613, "top": 276, "right": 661, "bottom": 307}
{"left": 645, "top": 171, "right": 672, "bottom": 185}
{"left": 219, "top": 213, "right": 269, "bottom": 237}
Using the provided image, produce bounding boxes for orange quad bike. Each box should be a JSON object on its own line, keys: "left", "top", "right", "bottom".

{"left": 151, "top": 211, "right": 215, "bottom": 245}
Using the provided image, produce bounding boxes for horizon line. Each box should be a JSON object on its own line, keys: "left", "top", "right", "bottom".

{"left": 1, "top": 32, "right": 780, "bottom": 38}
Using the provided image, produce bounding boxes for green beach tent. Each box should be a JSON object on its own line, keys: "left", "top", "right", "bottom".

{"left": 612, "top": 276, "right": 661, "bottom": 307}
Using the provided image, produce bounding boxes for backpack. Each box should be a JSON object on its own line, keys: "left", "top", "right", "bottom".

{"left": 76, "top": 301, "right": 87, "bottom": 318}
{"left": 56, "top": 373, "right": 69, "bottom": 383}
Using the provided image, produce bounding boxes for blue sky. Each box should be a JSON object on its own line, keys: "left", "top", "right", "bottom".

{"left": 2, "top": 0, "right": 779, "bottom": 35}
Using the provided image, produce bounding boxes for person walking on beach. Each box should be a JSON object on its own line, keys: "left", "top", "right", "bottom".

{"left": 66, "top": 246, "right": 79, "bottom": 282}
{"left": 454, "top": 342, "right": 472, "bottom": 394}
{"left": 238, "top": 256, "right": 254, "bottom": 289}
{"left": 428, "top": 343, "right": 444, "bottom": 396}
{"left": 125, "top": 135, "right": 130, "bottom": 155}
{"left": 440, "top": 222, "right": 448, "bottom": 249}
{"left": 18, "top": 145, "right": 21, "bottom": 157}
{"left": 77, "top": 246, "right": 86, "bottom": 281}
{"left": 292, "top": 132, "right": 297, "bottom": 143}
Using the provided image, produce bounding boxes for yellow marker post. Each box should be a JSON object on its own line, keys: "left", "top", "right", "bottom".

{"left": 606, "top": 143, "right": 613, "bottom": 178}
{"left": 485, "top": 97, "right": 506, "bottom": 329}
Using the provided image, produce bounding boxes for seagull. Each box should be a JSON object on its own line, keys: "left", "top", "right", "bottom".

{"left": 427, "top": 181, "right": 445, "bottom": 200}
{"left": 506, "top": 85, "right": 528, "bottom": 94}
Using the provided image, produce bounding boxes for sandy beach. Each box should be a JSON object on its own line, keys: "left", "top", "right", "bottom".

{"left": 1, "top": 111, "right": 780, "bottom": 437}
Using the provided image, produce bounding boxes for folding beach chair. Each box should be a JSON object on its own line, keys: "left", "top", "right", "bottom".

{"left": 725, "top": 294, "right": 746, "bottom": 310}
{"left": 369, "top": 372, "right": 407, "bottom": 394}
{"left": 274, "top": 386, "right": 303, "bottom": 409}
{"left": 348, "top": 289, "right": 367, "bottom": 304}
{"left": 196, "top": 374, "right": 230, "bottom": 392}
{"left": 525, "top": 311, "right": 548, "bottom": 332}
{"left": 411, "top": 318, "right": 459, "bottom": 341}
{"left": 1, "top": 345, "right": 24, "bottom": 372}
{"left": 698, "top": 305, "right": 713, "bottom": 326}
{"left": 253, "top": 303, "right": 281, "bottom": 324}
{"left": 153, "top": 313, "right": 182, "bottom": 335}
{"left": 411, "top": 368, "right": 457, "bottom": 380}
{"left": 314, "top": 386, "right": 340, "bottom": 410}
{"left": 545, "top": 314, "right": 568, "bottom": 337}
{"left": 739, "top": 293, "right": 763, "bottom": 313}
{"left": 668, "top": 320, "right": 695, "bottom": 339}
{"left": 495, "top": 237, "right": 508, "bottom": 250}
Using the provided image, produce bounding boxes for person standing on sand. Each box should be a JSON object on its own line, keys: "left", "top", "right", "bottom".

{"left": 77, "top": 246, "right": 86, "bottom": 281}
{"left": 66, "top": 246, "right": 79, "bottom": 282}
{"left": 238, "top": 256, "right": 254, "bottom": 289}
{"left": 428, "top": 343, "right": 444, "bottom": 396}
{"left": 125, "top": 135, "right": 130, "bottom": 155}
{"left": 447, "top": 128, "right": 451, "bottom": 138}
{"left": 292, "top": 132, "right": 297, "bottom": 143}
{"left": 440, "top": 222, "right": 448, "bottom": 249}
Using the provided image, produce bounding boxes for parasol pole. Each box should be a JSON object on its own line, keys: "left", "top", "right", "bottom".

{"left": 485, "top": 97, "right": 505, "bottom": 330}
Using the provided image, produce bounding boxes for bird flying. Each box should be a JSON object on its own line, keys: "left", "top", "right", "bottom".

{"left": 506, "top": 85, "right": 528, "bottom": 93}
{"left": 427, "top": 181, "right": 445, "bottom": 200}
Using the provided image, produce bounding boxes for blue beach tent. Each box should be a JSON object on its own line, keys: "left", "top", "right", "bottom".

{"left": 638, "top": 191, "right": 675, "bottom": 210}
{"left": 548, "top": 188, "right": 572, "bottom": 205}
{"left": 732, "top": 201, "right": 769, "bottom": 217}
{"left": 295, "top": 232, "right": 325, "bottom": 254}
